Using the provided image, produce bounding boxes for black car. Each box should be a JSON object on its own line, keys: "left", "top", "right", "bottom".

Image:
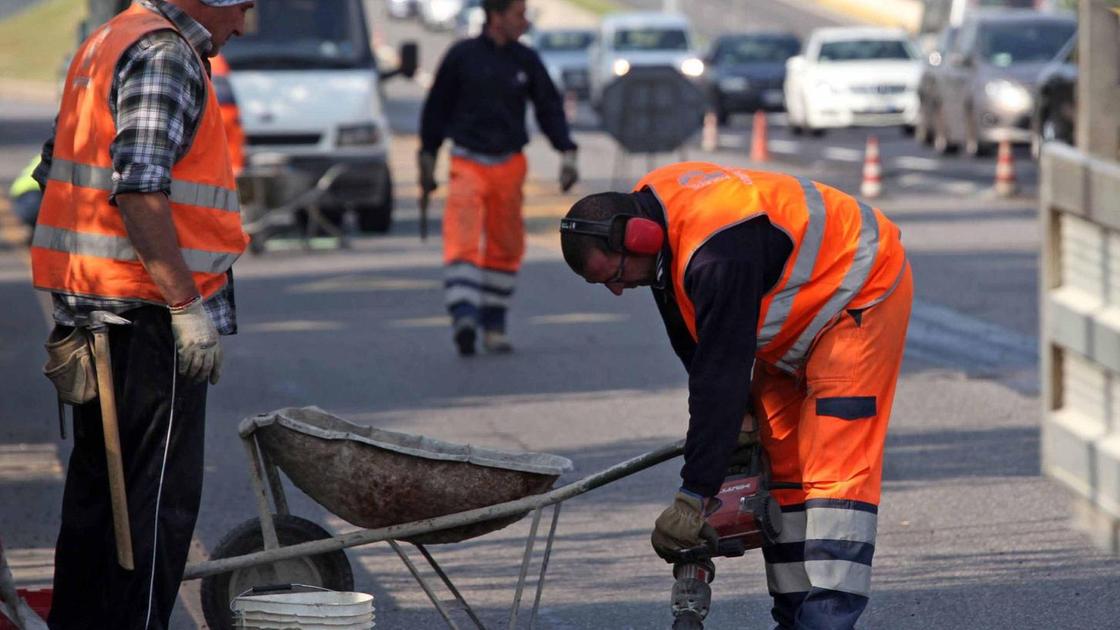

{"left": 1030, "top": 33, "right": 1076, "bottom": 159}
{"left": 704, "top": 32, "right": 801, "bottom": 124}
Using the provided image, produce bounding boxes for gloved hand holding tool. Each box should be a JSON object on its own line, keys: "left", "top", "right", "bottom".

{"left": 418, "top": 151, "right": 437, "bottom": 240}
{"left": 559, "top": 150, "right": 578, "bottom": 193}
{"left": 651, "top": 490, "right": 720, "bottom": 563}
{"left": 170, "top": 297, "right": 222, "bottom": 385}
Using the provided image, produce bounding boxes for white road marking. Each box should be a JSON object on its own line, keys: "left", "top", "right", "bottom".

{"left": 528, "top": 312, "right": 630, "bottom": 324}
{"left": 768, "top": 139, "right": 800, "bottom": 153}
{"left": 822, "top": 146, "right": 864, "bottom": 162}
{"left": 893, "top": 156, "right": 944, "bottom": 171}
{"left": 288, "top": 276, "right": 440, "bottom": 293}
{"left": 906, "top": 299, "right": 1037, "bottom": 372}
{"left": 0, "top": 444, "right": 63, "bottom": 481}
{"left": 241, "top": 320, "right": 346, "bottom": 333}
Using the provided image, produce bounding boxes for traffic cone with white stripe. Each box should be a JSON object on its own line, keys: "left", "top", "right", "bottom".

{"left": 994, "top": 140, "right": 1017, "bottom": 197}
{"left": 860, "top": 134, "right": 882, "bottom": 199}
{"left": 702, "top": 111, "right": 718, "bottom": 152}
{"left": 750, "top": 110, "right": 770, "bottom": 162}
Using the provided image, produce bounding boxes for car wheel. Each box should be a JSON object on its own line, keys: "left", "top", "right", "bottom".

{"left": 200, "top": 514, "right": 354, "bottom": 630}
{"left": 357, "top": 173, "right": 394, "bottom": 233}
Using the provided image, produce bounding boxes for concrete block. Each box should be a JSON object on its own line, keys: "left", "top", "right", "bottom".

{"left": 1043, "top": 409, "right": 1108, "bottom": 498}
{"left": 1048, "top": 289, "right": 1098, "bottom": 358}
{"left": 1040, "top": 144, "right": 1087, "bottom": 216}
{"left": 1088, "top": 157, "right": 1120, "bottom": 231}
{"left": 1071, "top": 493, "right": 1120, "bottom": 555}
{"left": 1095, "top": 434, "right": 1120, "bottom": 519}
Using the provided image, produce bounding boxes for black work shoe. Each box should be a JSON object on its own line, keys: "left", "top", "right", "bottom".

{"left": 454, "top": 322, "right": 476, "bottom": 356}
{"left": 482, "top": 330, "right": 513, "bottom": 354}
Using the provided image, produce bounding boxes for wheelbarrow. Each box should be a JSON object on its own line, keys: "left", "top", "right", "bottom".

{"left": 183, "top": 407, "right": 684, "bottom": 630}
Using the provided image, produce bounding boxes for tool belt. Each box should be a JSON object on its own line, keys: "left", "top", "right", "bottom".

{"left": 43, "top": 325, "right": 98, "bottom": 405}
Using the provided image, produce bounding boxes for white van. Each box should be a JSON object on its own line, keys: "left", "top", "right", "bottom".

{"left": 222, "top": 0, "right": 416, "bottom": 233}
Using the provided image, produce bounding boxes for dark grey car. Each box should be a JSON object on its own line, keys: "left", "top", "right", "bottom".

{"left": 928, "top": 9, "right": 1075, "bottom": 157}
{"left": 703, "top": 32, "right": 801, "bottom": 124}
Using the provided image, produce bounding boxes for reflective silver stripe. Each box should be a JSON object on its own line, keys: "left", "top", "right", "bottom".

{"left": 775, "top": 506, "right": 878, "bottom": 544}
{"left": 759, "top": 177, "right": 827, "bottom": 345}
{"left": 768, "top": 560, "right": 872, "bottom": 597}
{"left": 777, "top": 200, "right": 879, "bottom": 371}
{"left": 767, "top": 560, "right": 810, "bottom": 594}
{"left": 481, "top": 292, "right": 511, "bottom": 308}
{"left": 445, "top": 285, "right": 480, "bottom": 307}
{"left": 446, "top": 261, "right": 482, "bottom": 284}
{"left": 32, "top": 224, "right": 237, "bottom": 275}
{"left": 481, "top": 269, "right": 516, "bottom": 292}
{"left": 48, "top": 158, "right": 240, "bottom": 213}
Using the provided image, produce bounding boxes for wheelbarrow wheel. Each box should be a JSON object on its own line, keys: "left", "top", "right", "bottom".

{"left": 200, "top": 514, "right": 354, "bottom": 630}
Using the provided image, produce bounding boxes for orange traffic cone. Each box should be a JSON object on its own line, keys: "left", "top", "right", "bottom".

{"left": 564, "top": 90, "right": 578, "bottom": 123}
{"left": 702, "top": 111, "right": 718, "bottom": 152}
{"left": 860, "top": 135, "right": 882, "bottom": 199}
{"left": 750, "top": 110, "right": 770, "bottom": 162}
{"left": 994, "top": 140, "right": 1017, "bottom": 197}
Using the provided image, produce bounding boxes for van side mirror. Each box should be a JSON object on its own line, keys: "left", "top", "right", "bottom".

{"left": 383, "top": 41, "right": 419, "bottom": 81}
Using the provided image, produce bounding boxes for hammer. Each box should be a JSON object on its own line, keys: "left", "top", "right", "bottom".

{"left": 83, "top": 311, "right": 134, "bottom": 571}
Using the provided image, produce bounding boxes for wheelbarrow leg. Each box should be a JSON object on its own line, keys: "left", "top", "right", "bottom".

{"left": 414, "top": 543, "right": 488, "bottom": 630}
{"left": 508, "top": 507, "right": 544, "bottom": 630}
{"left": 257, "top": 444, "right": 289, "bottom": 516}
{"left": 528, "top": 503, "right": 563, "bottom": 630}
{"left": 388, "top": 540, "right": 463, "bottom": 630}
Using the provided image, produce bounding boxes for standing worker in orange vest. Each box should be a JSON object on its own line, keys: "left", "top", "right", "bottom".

{"left": 560, "top": 162, "right": 912, "bottom": 629}
{"left": 419, "top": 0, "right": 579, "bottom": 356}
{"left": 210, "top": 52, "right": 246, "bottom": 175}
{"left": 29, "top": 0, "right": 253, "bottom": 626}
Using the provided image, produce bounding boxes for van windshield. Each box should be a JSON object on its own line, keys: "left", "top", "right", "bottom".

{"left": 223, "top": 0, "right": 373, "bottom": 70}
{"left": 977, "top": 21, "right": 1076, "bottom": 66}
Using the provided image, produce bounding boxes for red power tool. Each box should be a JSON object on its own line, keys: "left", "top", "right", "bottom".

{"left": 669, "top": 443, "right": 782, "bottom": 629}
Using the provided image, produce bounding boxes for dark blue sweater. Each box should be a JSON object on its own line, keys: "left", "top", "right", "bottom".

{"left": 420, "top": 34, "right": 577, "bottom": 156}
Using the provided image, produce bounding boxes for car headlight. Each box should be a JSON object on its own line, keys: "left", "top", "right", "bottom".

{"left": 983, "top": 79, "right": 1031, "bottom": 112}
{"left": 337, "top": 123, "right": 381, "bottom": 146}
{"left": 612, "top": 59, "right": 631, "bottom": 77}
{"left": 680, "top": 58, "right": 705, "bottom": 78}
{"left": 719, "top": 77, "right": 749, "bottom": 92}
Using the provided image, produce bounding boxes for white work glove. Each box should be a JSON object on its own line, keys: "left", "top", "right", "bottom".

{"left": 170, "top": 299, "right": 223, "bottom": 385}
{"left": 559, "top": 150, "right": 578, "bottom": 193}
{"left": 418, "top": 151, "right": 438, "bottom": 194}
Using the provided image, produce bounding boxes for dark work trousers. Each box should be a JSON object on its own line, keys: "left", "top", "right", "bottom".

{"left": 48, "top": 306, "right": 207, "bottom": 630}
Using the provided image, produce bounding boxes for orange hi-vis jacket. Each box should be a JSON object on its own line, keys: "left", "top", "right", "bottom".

{"left": 209, "top": 53, "right": 245, "bottom": 175}
{"left": 31, "top": 3, "right": 247, "bottom": 304}
{"left": 636, "top": 162, "right": 907, "bottom": 374}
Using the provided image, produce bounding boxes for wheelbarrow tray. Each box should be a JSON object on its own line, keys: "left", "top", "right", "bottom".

{"left": 238, "top": 407, "right": 573, "bottom": 544}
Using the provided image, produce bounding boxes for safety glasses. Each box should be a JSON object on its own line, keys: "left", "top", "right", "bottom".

{"left": 607, "top": 251, "right": 627, "bottom": 284}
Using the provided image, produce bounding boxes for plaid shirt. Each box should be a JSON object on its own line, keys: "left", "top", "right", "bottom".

{"left": 34, "top": 0, "right": 237, "bottom": 334}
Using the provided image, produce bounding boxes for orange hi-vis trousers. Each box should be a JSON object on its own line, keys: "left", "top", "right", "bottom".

{"left": 753, "top": 262, "right": 912, "bottom": 629}
{"left": 443, "top": 153, "right": 527, "bottom": 330}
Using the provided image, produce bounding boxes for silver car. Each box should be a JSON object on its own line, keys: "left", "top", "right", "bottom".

{"left": 534, "top": 29, "right": 596, "bottom": 99}
{"left": 385, "top": 0, "right": 417, "bottom": 19}
{"left": 929, "top": 9, "right": 1075, "bottom": 156}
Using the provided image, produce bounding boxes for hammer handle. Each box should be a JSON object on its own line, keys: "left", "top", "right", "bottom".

{"left": 91, "top": 328, "right": 134, "bottom": 571}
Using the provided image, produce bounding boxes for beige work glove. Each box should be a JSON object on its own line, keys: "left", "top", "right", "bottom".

{"left": 650, "top": 491, "right": 719, "bottom": 563}
{"left": 418, "top": 151, "right": 438, "bottom": 194}
{"left": 559, "top": 150, "right": 578, "bottom": 193}
{"left": 170, "top": 300, "right": 222, "bottom": 385}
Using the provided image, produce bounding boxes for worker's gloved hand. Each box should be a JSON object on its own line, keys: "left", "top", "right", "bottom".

{"left": 725, "top": 429, "right": 761, "bottom": 474}
{"left": 418, "top": 151, "right": 438, "bottom": 194}
{"left": 169, "top": 299, "right": 223, "bottom": 385}
{"left": 559, "top": 150, "right": 578, "bottom": 193}
{"left": 651, "top": 490, "right": 719, "bottom": 563}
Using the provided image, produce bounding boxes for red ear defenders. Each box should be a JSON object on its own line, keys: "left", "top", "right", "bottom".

{"left": 559, "top": 214, "right": 664, "bottom": 255}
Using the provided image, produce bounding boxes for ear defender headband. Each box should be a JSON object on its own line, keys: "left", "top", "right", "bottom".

{"left": 559, "top": 201, "right": 665, "bottom": 256}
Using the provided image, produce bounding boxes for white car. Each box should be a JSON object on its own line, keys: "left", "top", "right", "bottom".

{"left": 784, "top": 27, "right": 922, "bottom": 134}
{"left": 419, "top": 0, "right": 463, "bottom": 31}
{"left": 588, "top": 12, "right": 705, "bottom": 110}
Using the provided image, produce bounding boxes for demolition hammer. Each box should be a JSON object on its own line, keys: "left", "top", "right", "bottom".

{"left": 669, "top": 444, "right": 782, "bottom": 629}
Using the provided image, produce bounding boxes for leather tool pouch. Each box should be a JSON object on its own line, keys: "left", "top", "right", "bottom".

{"left": 43, "top": 325, "right": 98, "bottom": 405}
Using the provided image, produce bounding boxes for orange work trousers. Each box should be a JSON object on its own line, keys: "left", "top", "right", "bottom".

{"left": 753, "top": 262, "right": 912, "bottom": 629}
{"left": 443, "top": 154, "right": 528, "bottom": 330}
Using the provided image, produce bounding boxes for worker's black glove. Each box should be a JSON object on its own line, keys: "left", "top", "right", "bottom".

{"left": 651, "top": 490, "right": 719, "bottom": 564}
{"left": 559, "top": 150, "right": 578, "bottom": 193}
{"left": 418, "top": 151, "right": 437, "bottom": 194}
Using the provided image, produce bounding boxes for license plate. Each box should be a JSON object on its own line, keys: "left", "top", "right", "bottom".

{"left": 762, "top": 90, "right": 784, "bottom": 106}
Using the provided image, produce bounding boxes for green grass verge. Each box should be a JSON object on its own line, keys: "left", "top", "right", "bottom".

{"left": 0, "top": 0, "right": 85, "bottom": 83}
{"left": 563, "top": 0, "right": 619, "bottom": 16}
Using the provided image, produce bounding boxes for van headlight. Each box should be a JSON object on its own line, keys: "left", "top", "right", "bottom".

{"left": 337, "top": 123, "right": 381, "bottom": 146}
{"left": 612, "top": 59, "right": 631, "bottom": 76}
{"left": 680, "top": 58, "right": 705, "bottom": 78}
{"left": 983, "top": 79, "right": 1031, "bottom": 112}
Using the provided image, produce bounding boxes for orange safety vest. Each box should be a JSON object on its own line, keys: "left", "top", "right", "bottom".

{"left": 210, "top": 53, "right": 245, "bottom": 175}
{"left": 31, "top": 3, "right": 247, "bottom": 305}
{"left": 636, "top": 162, "right": 907, "bottom": 374}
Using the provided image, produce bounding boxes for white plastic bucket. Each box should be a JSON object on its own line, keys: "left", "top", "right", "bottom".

{"left": 233, "top": 590, "right": 374, "bottom": 629}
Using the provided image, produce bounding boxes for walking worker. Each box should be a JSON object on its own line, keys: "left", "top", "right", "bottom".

{"left": 559, "top": 162, "right": 912, "bottom": 629}
{"left": 419, "top": 0, "right": 579, "bottom": 356}
{"left": 29, "top": 0, "right": 253, "bottom": 626}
